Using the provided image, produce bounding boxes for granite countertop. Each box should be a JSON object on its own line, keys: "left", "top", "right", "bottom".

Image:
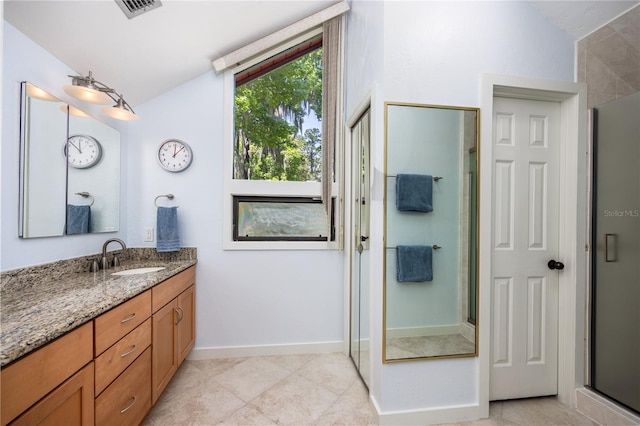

{"left": 0, "top": 249, "right": 197, "bottom": 368}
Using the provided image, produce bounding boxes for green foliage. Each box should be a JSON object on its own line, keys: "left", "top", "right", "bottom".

{"left": 234, "top": 48, "right": 322, "bottom": 181}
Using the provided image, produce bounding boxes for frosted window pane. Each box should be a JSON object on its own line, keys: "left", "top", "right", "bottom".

{"left": 236, "top": 199, "right": 328, "bottom": 240}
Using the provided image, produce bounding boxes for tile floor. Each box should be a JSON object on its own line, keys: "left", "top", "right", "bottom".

{"left": 143, "top": 353, "right": 598, "bottom": 426}
{"left": 386, "top": 334, "right": 475, "bottom": 359}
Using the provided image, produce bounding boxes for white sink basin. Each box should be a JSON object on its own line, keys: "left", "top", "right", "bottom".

{"left": 111, "top": 267, "right": 166, "bottom": 276}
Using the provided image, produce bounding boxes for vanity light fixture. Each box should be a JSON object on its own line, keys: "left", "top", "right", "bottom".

{"left": 101, "top": 95, "right": 138, "bottom": 121}
{"left": 64, "top": 71, "right": 139, "bottom": 121}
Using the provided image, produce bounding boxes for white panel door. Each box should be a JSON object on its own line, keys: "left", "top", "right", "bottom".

{"left": 490, "top": 97, "right": 561, "bottom": 400}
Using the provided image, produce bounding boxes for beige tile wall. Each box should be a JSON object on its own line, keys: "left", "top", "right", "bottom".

{"left": 577, "top": 5, "right": 640, "bottom": 108}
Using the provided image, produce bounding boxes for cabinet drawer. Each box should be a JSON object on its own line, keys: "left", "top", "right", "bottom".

{"left": 95, "top": 347, "right": 151, "bottom": 426}
{"left": 94, "top": 318, "right": 151, "bottom": 396}
{"left": 152, "top": 266, "right": 195, "bottom": 312}
{"left": 94, "top": 290, "right": 151, "bottom": 356}
{"left": 1, "top": 322, "right": 93, "bottom": 426}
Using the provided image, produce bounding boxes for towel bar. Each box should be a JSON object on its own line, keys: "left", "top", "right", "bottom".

{"left": 387, "top": 175, "right": 443, "bottom": 182}
{"left": 386, "top": 245, "right": 441, "bottom": 250}
{"left": 154, "top": 194, "right": 178, "bottom": 207}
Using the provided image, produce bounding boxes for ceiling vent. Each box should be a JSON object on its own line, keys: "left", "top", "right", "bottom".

{"left": 115, "top": 0, "right": 162, "bottom": 19}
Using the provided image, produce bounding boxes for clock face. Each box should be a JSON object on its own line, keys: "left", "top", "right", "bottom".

{"left": 158, "top": 139, "right": 193, "bottom": 172}
{"left": 64, "top": 134, "right": 102, "bottom": 169}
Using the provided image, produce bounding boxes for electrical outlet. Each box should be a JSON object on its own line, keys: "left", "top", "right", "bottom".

{"left": 144, "top": 227, "right": 154, "bottom": 242}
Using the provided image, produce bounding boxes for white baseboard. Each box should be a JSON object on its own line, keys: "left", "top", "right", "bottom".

{"left": 386, "top": 325, "right": 461, "bottom": 339}
{"left": 186, "top": 341, "right": 344, "bottom": 360}
{"left": 372, "top": 397, "right": 480, "bottom": 426}
{"left": 576, "top": 388, "right": 640, "bottom": 426}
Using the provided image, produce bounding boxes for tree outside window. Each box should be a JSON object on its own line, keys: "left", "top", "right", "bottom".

{"left": 233, "top": 47, "right": 323, "bottom": 182}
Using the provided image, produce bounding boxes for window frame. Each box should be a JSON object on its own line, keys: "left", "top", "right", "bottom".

{"left": 222, "top": 28, "right": 342, "bottom": 251}
{"left": 233, "top": 195, "right": 335, "bottom": 242}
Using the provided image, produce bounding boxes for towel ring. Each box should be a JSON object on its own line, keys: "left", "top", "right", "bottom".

{"left": 75, "top": 192, "right": 94, "bottom": 206}
{"left": 155, "top": 194, "right": 178, "bottom": 207}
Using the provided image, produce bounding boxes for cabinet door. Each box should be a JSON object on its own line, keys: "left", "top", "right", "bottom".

{"left": 177, "top": 285, "right": 195, "bottom": 365}
{"left": 11, "top": 362, "right": 94, "bottom": 426}
{"left": 151, "top": 299, "right": 177, "bottom": 404}
{"left": 1, "top": 322, "right": 93, "bottom": 425}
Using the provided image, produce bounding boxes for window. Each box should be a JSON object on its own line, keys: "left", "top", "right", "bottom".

{"left": 221, "top": 13, "right": 344, "bottom": 249}
{"left": 233, "top": 37, "right": 323, "bottom": 182}
{"left": 233, "top": 196, "right": 335, "bottom": 241}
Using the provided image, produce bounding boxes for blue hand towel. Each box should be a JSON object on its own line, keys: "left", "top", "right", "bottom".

{"left": 157, "top": 206, "right": 180, "bottom": 252}
{"left": 396, "top": 245, "right": 433, "bottom": 282}
{"left": 396, "top": 174, "right": 433, "bottom": 212}
{"left": 66, "top": 204, "right": 91, "bottom": 234}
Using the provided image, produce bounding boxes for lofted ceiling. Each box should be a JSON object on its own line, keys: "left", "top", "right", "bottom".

{"left": 4, "top": 0, "right": 639, "bottom": 107}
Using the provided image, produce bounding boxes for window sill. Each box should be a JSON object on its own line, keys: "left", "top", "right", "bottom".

{"left": 223, "top": 240, "right": 338, "bottom": 251}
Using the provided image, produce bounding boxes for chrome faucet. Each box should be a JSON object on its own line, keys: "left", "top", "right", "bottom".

{"left": 101, "top": 238, "right": 127, "bottom": 270}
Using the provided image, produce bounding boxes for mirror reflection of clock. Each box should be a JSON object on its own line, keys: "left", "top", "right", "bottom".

{"left": 64, "top": 134, "right": 102, "bottom": 169}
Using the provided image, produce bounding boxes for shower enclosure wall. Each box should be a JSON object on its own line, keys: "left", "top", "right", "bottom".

{"left": 590, "top": 91, "right": 640, "bottom": 415}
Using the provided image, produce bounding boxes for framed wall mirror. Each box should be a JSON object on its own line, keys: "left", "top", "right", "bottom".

{"left": 383, "top": 101, "right": 479, "bottom": 362}
{"left": 19, "top": 81, "right": 120, "bottom": 238}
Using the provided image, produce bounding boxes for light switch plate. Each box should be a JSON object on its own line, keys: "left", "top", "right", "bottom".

{"left": 144, "top": 227, "right": 154, "bottom": 242}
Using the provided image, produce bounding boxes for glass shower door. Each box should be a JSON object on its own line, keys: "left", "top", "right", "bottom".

{"left": 591, "top": 91, "right": 640, "bottom": 414}
{"left": 350, "top": 109, "right": 370, "bottom": 388}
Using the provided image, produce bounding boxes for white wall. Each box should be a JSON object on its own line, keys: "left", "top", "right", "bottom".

{"left": 1, "top": 23, "right": 128, "bottom": 270}
{"left": 344, "top": 0, "right": 386, "bottom": 408}
{"left": 343, "top": 1, "right": 575, "bottom": 422}
{"left": 126, "top": 72, "right": 345, "bottom": 351}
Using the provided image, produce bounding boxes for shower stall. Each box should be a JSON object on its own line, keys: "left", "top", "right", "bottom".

{"left": 590, "top": 91, "right": 640, "bottom": 415}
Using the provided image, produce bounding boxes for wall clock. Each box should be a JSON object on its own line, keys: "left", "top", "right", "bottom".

{"left": 158, "top": 139, "right": 193, "bottom": 172}
{"left": 64, "top": 134, "right": 102, "bottom": 169}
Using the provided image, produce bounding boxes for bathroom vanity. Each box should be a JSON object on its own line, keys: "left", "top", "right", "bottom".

{"left": 0, "top": 251, "right": 196, "bottom": 425}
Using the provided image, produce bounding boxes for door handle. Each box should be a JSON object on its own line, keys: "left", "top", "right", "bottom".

{"left": 361, "top": 235, "right": 369, "bottom": 242}
{"left": 548, "top": 259, "right": 565, "bottom": 270}
{"left": 605, "top": 233, "right": 617, "bottom": 262}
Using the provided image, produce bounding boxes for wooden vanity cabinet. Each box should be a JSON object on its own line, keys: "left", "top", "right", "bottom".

{"left": 1, "top": 266, "right": 195, "bottom": 425}
{"left": 151, "top": 266, "right": 195, "bottom": 404}
{"left": 0, "top": 322, "right": 94, "bottom": 425}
